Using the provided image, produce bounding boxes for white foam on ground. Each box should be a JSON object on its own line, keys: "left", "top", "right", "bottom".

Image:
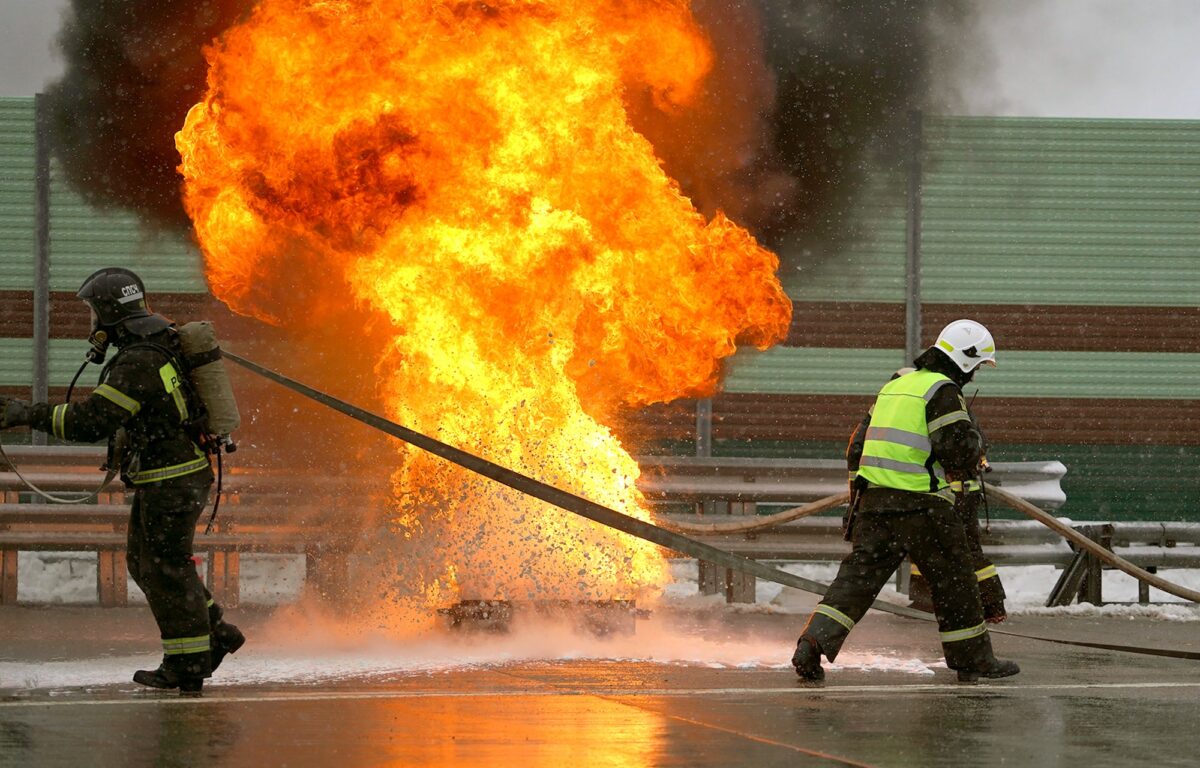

{"left": 4, "top": 554, "right": 1196, "bottom": 692}
{"left": 0, "top": 610, "right": 945, "bottom": 692}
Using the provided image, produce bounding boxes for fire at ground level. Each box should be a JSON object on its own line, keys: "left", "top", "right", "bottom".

{"left": 436, "top": 599, "right": 649, "bottom": 636}
{"left": 2, "top": 596, "right": 1198, "bottom": 767}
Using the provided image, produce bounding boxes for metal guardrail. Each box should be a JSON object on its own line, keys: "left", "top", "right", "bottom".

{"left": 0, "top": 444, "right": 362, "bottom": 606}
{"left": 636, "top": 456, "right": 1068, "bottom": 511}
{"left": 638, "top": 457, "right": 1200, "bottom": 605}
{"left": 663, "top": 516, "right": 1200, "bottom": 566}
{"left": 634, "top": 456, "right": 1066, "bottom": 603}
{"left": 660, "top": 514, "right": 1200, "bottom": 605}
{"left": 5, "top": 446, "right": 1192, "bottom": 606}
{"left": 0, "top": 444, "right": 109, "bottom": 466}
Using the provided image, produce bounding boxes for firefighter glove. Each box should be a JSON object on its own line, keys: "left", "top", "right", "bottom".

{"left": 0, "top": 396, "right": 31, "bottom": 429}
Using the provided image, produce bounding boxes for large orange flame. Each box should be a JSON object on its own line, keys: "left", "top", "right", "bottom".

{"left": 177, "top": 0, "right": 791, "bottom": 615}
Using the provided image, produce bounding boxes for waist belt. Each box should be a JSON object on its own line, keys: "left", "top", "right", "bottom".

{"left": 863, "top": 482, "right": 956, "bottom": 506}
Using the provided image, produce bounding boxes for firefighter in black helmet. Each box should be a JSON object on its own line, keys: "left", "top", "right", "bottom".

{"left": 0, "top": 267, "right": 244, "bottom": 696}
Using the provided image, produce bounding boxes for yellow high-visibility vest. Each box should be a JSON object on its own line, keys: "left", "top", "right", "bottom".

{"left": 856, "top": 370, "right": 968, "bottom": 501}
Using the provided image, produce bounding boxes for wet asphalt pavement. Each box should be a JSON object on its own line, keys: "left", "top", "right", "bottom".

{"left": 2, "top": 603, "right": 1198, "bottom": 768}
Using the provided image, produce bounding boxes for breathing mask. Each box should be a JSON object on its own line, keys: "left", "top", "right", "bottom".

{"left": 85, "top": 307, "right": 111, "bottom": 364}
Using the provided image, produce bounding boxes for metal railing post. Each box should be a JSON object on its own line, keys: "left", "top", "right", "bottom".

{"left": 695, "top": 398, "right": 712, "bottom": 458}
{"left": 31, "top": 93, "right": 51, "bottom": 445}
{"left": 904, "top": 109, "right": 923, "bottom": 364}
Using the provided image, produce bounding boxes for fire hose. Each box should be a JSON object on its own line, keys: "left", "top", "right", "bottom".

{"left": 222, "top": 351, "right": 1200, "bottom": 660}
{"left": 0, "top": 442, "right": 117, "bottom": 504}
{"left": 654, "top": 492, "right": 850, "bottom": 534}
{"left": 985, "top": 485, "right": 1200, "bottom": 603}
{"left": 656, "top": 486, "right": 1200, "bottom": 603}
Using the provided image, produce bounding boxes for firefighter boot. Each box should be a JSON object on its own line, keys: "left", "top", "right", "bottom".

{"left": 791, "top": 636, "right": 825, "bottom": 681}
{"left": 957, "top": 657, "right": 1020, "bottom": 683}
{"left": 133, "top": 652, "right": 208, "bottom": 696}
{"left": 133, "top": 656, "right": 175, "bottom": 690}
{"left": 908, "top": 572, "right": 934, "bottom": 613}
{"left": 210, "top": 621, "right": 246, "bottom": 675}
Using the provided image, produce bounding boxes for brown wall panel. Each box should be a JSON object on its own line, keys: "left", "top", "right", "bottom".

{"left": 0, "top": 292, "right": 34, "bottom": 338}
{"left": 6, "top": 290, "right": 1196, "bottom": 450}
{"left": 971, "top": 397, "right": 1200, "bottom": 446}
{"left": 620, "top": 393, "right": 1200, "bottom": 447}
{"left": 786, "top": 302, "right": 905, "bottom": 348}
{"left": 786, "top": 301, "right": 1200, "bottom": 353}
{"left": 615, "top": 400, "right": 697, "bottom": 447}
{"left": 922, "top": 305, "right": 1200, "bottom": 354}
{"left": 0, "top": 290, "right": 246, "bottom": 339}
{"left": 6, "top": 292, "right": 1199, "bottom": 354}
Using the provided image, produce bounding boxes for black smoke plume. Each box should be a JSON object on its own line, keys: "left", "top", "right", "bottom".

{"left": 630, "top": 0, "right": 979, "bottom": 254}
{"left": 45, "top": 0, "right": 978, "bottom": 249}
{"left": 45, "top": 1, "right": 255, "bottom": 231}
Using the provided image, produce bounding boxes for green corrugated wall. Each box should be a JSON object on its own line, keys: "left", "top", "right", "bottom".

{"left": 922, "top": 117, "right": 1200, "bottom": 306}
{"left": 779, "top": 116, "right": 1200, "bottom": 307}
{"left": 0, "top": 98, "right": 205, "bottom": 295}
{"left": 0, "top": 339, "right": 127, "bottom": 388}
{"left": 781, "top": 170, "right": 908, "bottom": 302}
{"left": 723, "top": 347, "right": 1200, "bottom": 399}
{"left": 0, "top": 97, "right": 206, "bottom": 399}
{"left": 0, "top": 98, "right": 35, "bottom": 290}
{"left": 2, "top": 99, "right": 1198, "bottom": 519}
{"left": 737, "top": 115, "right": 1200, "bottom": 395}
{"left": 48, "top": 167, "right": 205, "bottom": 292}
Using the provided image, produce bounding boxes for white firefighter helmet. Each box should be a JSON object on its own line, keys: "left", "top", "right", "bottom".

{"left": 934, "top": 319, "right": 997, "bottom": 372}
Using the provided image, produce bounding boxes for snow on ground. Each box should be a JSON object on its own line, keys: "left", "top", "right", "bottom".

{"left": 754, "top": 561, "right": 1200, "bottom": 622}
{"left": 2, "top": 553, "right": 1197, "bottom": 692}
{"left": 16, "top": 552, "right": 307, "bottom": 606}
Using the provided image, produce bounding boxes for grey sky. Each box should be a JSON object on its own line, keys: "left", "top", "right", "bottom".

{"left": 966, "top": 0, "right": 1200, "bottom": 119}
{"left": 1, "top": 0, "right": 1198, "bottom": 119}
{"left": 0, "top": 0, "right": 66, "bottom": 97}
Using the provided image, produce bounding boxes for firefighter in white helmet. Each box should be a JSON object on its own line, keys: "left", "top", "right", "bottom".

{"left": 846, "top": 362, "right": 1007, "bottom": 622}
{"left": 793, "top": 319, "right": 1018, "bottom": 683}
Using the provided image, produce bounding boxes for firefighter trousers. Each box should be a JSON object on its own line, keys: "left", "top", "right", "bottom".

{"left": 910, "top": 492, "right": 1006, "bottom": 618}
{"left": 801, "top": 504, "right": 996, "bottom": 671}
{"left": 126, "top": 470, "right": 215, "bottom": 678}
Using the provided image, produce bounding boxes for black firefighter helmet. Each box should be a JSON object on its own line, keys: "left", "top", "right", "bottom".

{"left": 77, "top": 267, "right": 172, "bottom": 337}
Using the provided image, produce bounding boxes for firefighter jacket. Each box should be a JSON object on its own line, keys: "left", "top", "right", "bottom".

{"left": 29, "top": 329, "right": 210, "bottom": 486}
{"left": 850, "top": 368, "right": 983, "bottom": 512}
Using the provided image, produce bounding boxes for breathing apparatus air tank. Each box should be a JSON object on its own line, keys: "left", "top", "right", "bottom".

{"left": 178, "top": 321, "right": 241, "bottom": 444}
